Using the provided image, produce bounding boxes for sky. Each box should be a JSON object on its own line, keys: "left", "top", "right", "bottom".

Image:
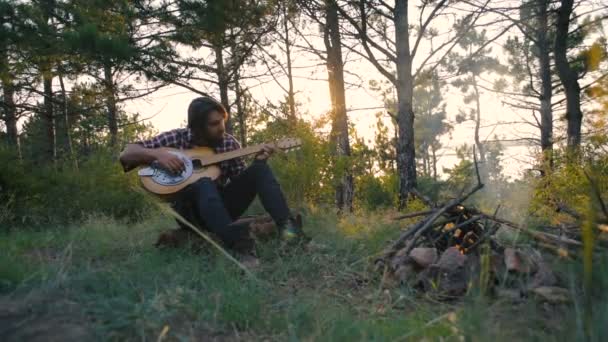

{"left": 122, "top": 1, "right": 606, "bottom": 180}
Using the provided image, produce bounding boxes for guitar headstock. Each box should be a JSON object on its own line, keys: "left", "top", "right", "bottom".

{"left": 274, "top": 137, "right": 302, "bottom": 152}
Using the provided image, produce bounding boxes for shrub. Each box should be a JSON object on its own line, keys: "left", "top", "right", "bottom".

{"left": 0, "top": 146, "right": 153, "bottom": 228}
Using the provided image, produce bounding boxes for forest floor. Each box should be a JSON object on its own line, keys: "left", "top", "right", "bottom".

{"left": 0, "top": 209, "right": 604, "bottom": 341}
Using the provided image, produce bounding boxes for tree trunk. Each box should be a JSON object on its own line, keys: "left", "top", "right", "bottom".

{"left": 394, "top": 0, "right": 417, "bottom": 208}
{"left": 103, "top": 63, "right": 118, "bottom": 148}
{"left": 230, "top": 37, "right": 247, "bottom": 146}
{"left": 283, "top": 3, "right": 297, "bottom": 122}
{"left": 554, "top": 0, "right": 582, "bottom": 149}
{"left": 325, "top": 0, "right": 353, "bottom": 213}
{"left": 431, "top": 144, "right": 437, "bottom": 181}
{"left": 421, "top": 144, "right": 429, "bottom": 177}
{"left": 42, "top": 66, "right": 56, "bottom": 163}
{"left": 1, "top": 73, "right": 19, "bottom": 150}
{"left": 471, "top": 74, "right": 487, "bottom": 181}
{"left": 39, "top": 1, "right": 57, "bottom": 162}
{"left": 537, "top": 0, "right": 553, "bottom": 172}
{"left": 235, "top": 79, "right": 247, "bottom": 146}
{"left": 58, "top": 69, "right": 76, "bottom": 167}
{"left": 214, "top": 45, "right": 232, "bottom": 134}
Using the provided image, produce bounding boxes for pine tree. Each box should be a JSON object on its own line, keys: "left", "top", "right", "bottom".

{"left": 448, "top": 27, "right": 505, "bottom": 182}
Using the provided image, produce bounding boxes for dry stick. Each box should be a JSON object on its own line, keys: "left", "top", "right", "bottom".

{"left": 386, "top": 218, "right": 430, "bottom": 255}
{"left": 399, "top": 149, "right": 485, "bottom": 255}
{"left": 411, "top": 188, "right": 436, "bottom": 208}
{"left": 430, "top": 216, "right": 481, "bottom": 246}
{"left": 159, "top": 204, "right": 260, "bottom": 279}
{"left": 392, "top": 210, "right": 434, "bottom": 221}
{"left": 480, "top": 214, "right": 583, "bottom": 248}
{"left": 536, "top": 242, "right": 573, "bottom": 258}
{"left": 401, "top": 183, "right": 485, "bottom": 255}
{"left": 442, "top": 215, "right": 484, "bottom": 233}
{"left": 463, "top": 206, "right": 505, "bottom": 253}
{"left": 473, "top": 145, "right": 482, "bottom": 186}
{"left": 133, "top": 187, "right": 259, "bottom": 280}
{"left": 549, "top": 224, "right": 608, "bottom": 249}
{"left": 556, "top": 203, "right": 582, "bottom": 220}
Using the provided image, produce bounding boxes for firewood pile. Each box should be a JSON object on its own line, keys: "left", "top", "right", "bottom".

{"left": 377, "top": 156, "right": 608, "bottom": 301}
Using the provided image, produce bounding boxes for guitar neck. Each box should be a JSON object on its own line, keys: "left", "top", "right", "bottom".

{"left": 200, "top": 143, "right": 270, "bottom": 166}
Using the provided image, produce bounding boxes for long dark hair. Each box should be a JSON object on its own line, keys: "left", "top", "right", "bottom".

{"left": 187, "top": 96, "right": 228, "bottom": 129}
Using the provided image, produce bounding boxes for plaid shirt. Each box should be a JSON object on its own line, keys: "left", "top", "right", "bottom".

{"left": 134, "top": 128, "right": 246, "bottom": 186}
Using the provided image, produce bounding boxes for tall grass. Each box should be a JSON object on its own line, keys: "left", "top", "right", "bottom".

{"left": 3, "top": 209, "right": 607, "bottom": 341}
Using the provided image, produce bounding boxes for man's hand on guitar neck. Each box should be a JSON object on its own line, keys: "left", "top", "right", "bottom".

{"left": 255, "top": 144, "right": 278, "bottom": 161}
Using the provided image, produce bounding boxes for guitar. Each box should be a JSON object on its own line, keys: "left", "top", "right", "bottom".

{"left": 137, "top": 137, "right": 301, "bottom": 196}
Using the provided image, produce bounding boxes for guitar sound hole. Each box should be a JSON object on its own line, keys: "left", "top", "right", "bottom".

{"left": 192, "top": 159, "right": 203, "bottom": 170}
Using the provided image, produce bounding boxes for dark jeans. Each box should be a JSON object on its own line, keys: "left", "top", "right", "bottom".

{"left": 171, "top": 160, "right": 290, "bottom": 248}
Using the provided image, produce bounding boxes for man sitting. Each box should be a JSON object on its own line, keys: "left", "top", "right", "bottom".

{"left": 119, "top": 96, "right": 305, "bottom": 253}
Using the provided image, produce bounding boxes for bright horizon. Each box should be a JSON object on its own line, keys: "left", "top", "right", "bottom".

{"left": 123, "top": 2, "right": 546, "bottom": 181}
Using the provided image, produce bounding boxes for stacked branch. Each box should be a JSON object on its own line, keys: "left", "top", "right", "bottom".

{"left": 377, "top": 154, "right": 608, "bottom": 299}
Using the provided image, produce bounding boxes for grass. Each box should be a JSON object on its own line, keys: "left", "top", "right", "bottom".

{"left": 1, "top": 209, "right": 607, "bottom": 341}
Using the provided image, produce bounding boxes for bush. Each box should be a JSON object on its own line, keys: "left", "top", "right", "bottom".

{"left": 249, "top": 120, "right": 334, "bottom": 207}
{"left": 532, "top": 148, "right": 608, "bottom": 225}
{"left": 0, "top": 146, "right": 153, "bottom": 228}
{"left": 355, "top": 173, "right": 397, "bottom": 210}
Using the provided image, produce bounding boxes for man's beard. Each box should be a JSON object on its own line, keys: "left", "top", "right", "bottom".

{"left": 192, "top": 130, "right": 222, "bottom": 147}
{"left": 207, "top": 135, "right": 223, "bottom": 146}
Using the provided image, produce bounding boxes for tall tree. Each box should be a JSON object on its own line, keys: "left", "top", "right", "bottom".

{"left": 448, "top": 27, "right": 503, "bottom": 181}
{"left": 63, "top": 0, "right": 189, "bottom": 148}
{"left": 0, "top": 1, "right": 18, "bottom": 149}
{"left": 413, "top": 72, "right": 451, "bottom": 181}
{"left": 535, "top": 0, "right": 554, "bottom": 170}
{"left": 477, "top": 0, "right": 606, "bottom": 171}
{"left": 324, "top": 0, "right": 353, "bottom": 213}
{"left": 253, "top": 0, "right": 302, "bottom": 125}
{"left": 298, "top": 0, "right": 355, "bottom": 212}
{"left": 282, "top": 0, "right": 297, "bottom": 122}
{"left": 463, "top": 0, "right": 559, "bottom": 173}
{"left": 338, "top": 0, "right": 488, "bottom": 208}
{"left": 554, "top": 0, "right": 582, "bottom": 150}
{"left": 37, "top": 0, "right": 59, "bottom": 162}
{"left": 165, "top": 0, "right": 277, "bottom": 134}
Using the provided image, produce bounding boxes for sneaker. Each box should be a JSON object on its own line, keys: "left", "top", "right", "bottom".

{"left": 279, "top": 216, "right": 310, "bottom": 244}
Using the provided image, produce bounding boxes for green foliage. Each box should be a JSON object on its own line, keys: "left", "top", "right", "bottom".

{"left": 0, "top": 146, "right": 153, "bottom": 228}
{"left": 248, "top": 119, "right": 334, "bottom": 207}
{"left": 355, "top": 173, "right": 398, "bottom": 210}
{"left": 532, "top": 147, "right": 608, "bottom": 225}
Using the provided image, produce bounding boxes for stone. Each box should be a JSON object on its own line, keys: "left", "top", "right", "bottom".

{"left": 414, "top": 263, "right": 469, "bottom": 298}
{"left": 409, "top": 247, "right": 438, "bottom": 268}
{"left": 437, "top": 247, "right": 467, "bottom": 270}
{"left": 496, "top": 288, "right": 523, "bottom": 302}
{"left": 528, "top": 261, "right": 558, "bottom": 289}
{"left": 395, "top": 247, "right": 409, "bottom": 258}
{"left": 531, "top": 286, "right": 570, "bottom": 303}
{"left": 390, "top": 254, "right": 409, "bottom": 271}
{"left": 249, "top": 220, "right": 277, "bottom": 239}
{"left": 504, "top": 248, "right": 534, "bottom": 274}
{"left": 395, "top": 263, "right": 416, "bottom": 285}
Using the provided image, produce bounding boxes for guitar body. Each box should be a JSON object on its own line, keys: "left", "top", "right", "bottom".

{"left": 139, "top": 146, "right": 221, "bottom": 197}
{"left": 136, "top": 137, "right": 301, "bottom": 199}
